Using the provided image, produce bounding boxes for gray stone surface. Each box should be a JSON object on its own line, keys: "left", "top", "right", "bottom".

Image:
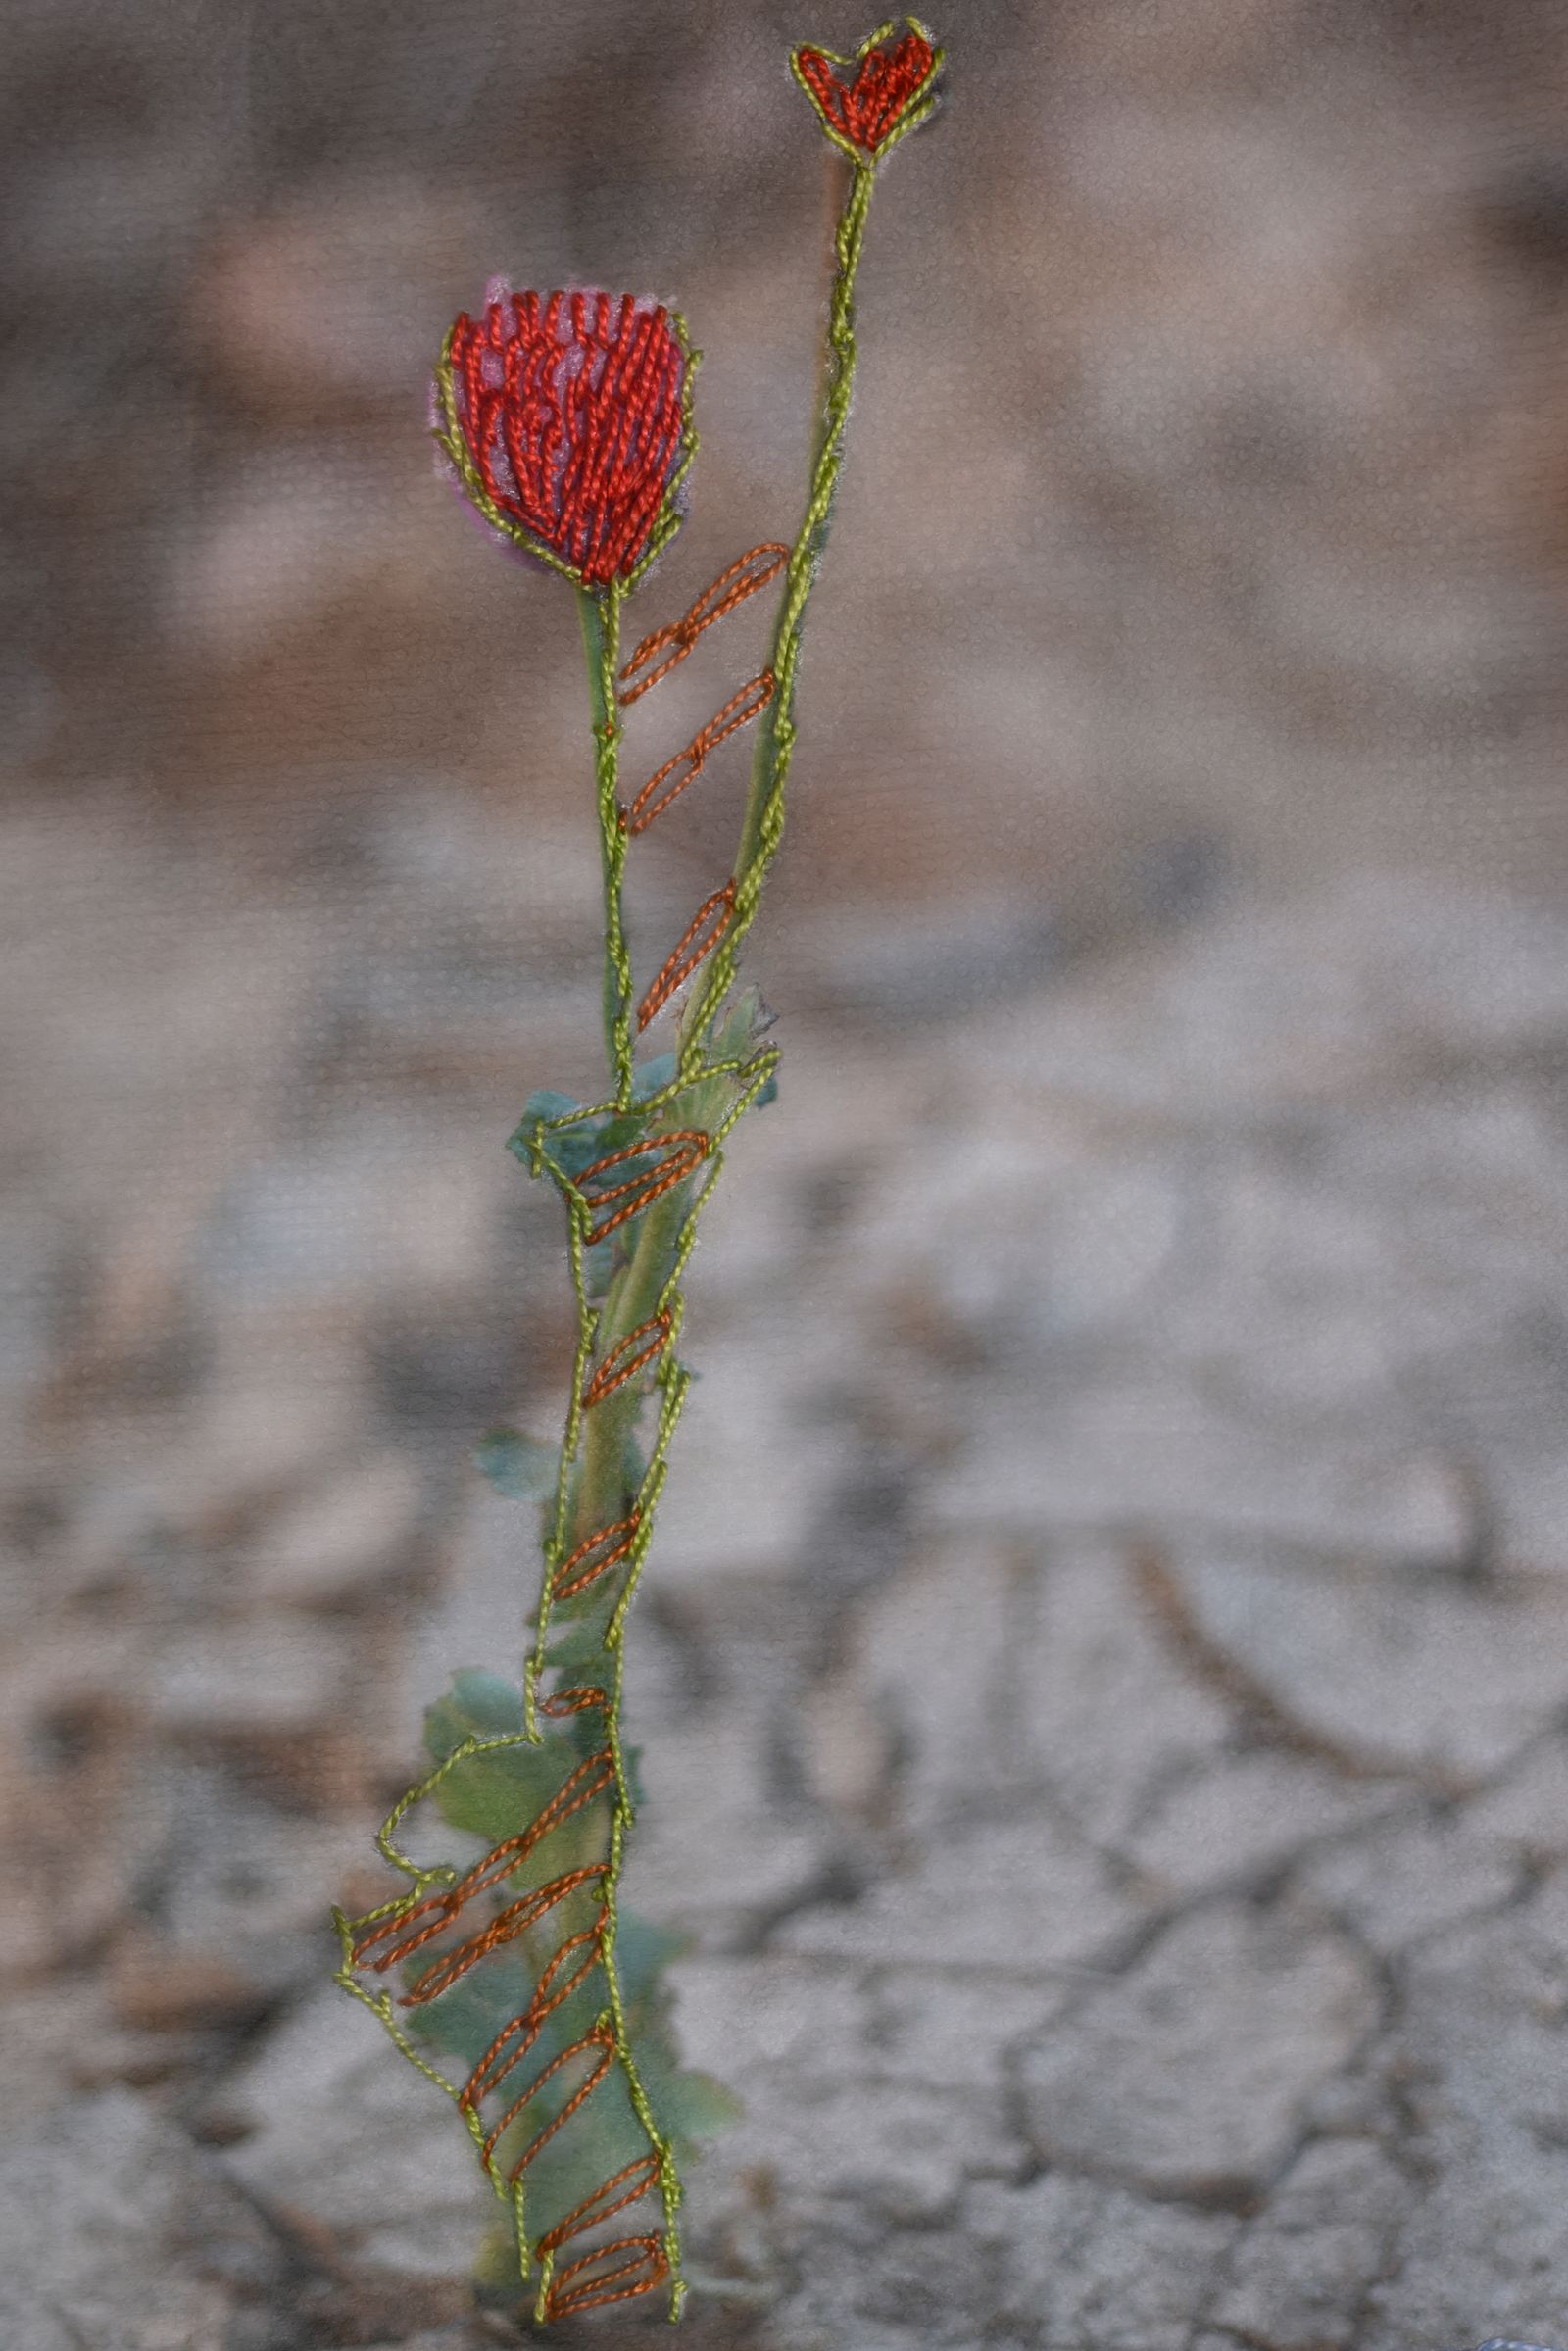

{"left": 966, "top": 2173, "right": 1242, "bottom": 2351}
{"left": 220, "top": 1988, "right": 486, "bottom": 2278}
{"left": 1203, "top": 2133, "right": 1414, "bottom": 2351}
{"left": 1017, "top": 1899, "right": 1380, "bottom": 2200}
{"left": 1168, "top": 1546, "right": 1568, "bottom": 1782}
{"left": 11, "top": 806, "right": 1568, "bottom": 2348}
{"left": 0, "top": 2090, "right": 294, "bottom": 2351}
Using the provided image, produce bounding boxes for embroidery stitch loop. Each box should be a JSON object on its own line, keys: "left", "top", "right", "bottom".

{"left": 621, "top": 673, "right": 775, "bottom": 837}
{"left": 546, "top": 2234, "right": 669, "bottom": 2321}
{"left": 551, "top": 1515, "right": 641, "bottom": 1603}
{"left": 580, "top": 1312, "right": 674, "bottom": 1409}
{"left": 577, "top": 1130, "right": 710, "bottom": 1244}
{"left": 637, "top": 882, "right": 737, "bottom": 1030}
{"left": 618, "top": 543, "right": 790, "bottom": 704}
{"left": 402, "top": 1864, "right": 610, "bottom": 2007}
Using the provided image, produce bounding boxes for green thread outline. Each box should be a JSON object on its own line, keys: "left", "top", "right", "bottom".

{"left": 789, "top": 16, "right": 945, "bottom": 168}
{"left": 431, "top": 311, "right": 700, "bottom": 598}
{"left": 579, "top": 582, "right": 637, "bottom": 1102}
{"left": 340, "top": 34, "right": 940, "bottom": 2322}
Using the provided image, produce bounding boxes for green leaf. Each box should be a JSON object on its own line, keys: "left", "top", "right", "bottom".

{"left": 632, "top": 1051, "right": 678, "bottom": 1102}
{"left": 640, "top": 2049, "right": 745, "bottom": 2154}
{"left": 424, "top": 1670, "right": 524, "bottom": 1756}
{"left": 391, "top": 1714, "right": 736, "bottom": 2296}
{"left": 473, "top": 1426, "right": 560, "bottom": 1502}
{"left": 421, "top": 1673, "right": 606, "bottom": 1854}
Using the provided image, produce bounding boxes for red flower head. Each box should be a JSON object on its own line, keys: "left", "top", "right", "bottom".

{"left": 791, "top": 17, "right": 943, "bottom": 166}
{"left": 433, "top": 284, "right": 698, "bottom": 593}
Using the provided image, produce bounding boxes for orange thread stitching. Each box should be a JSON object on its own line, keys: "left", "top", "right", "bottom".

{"left": 580, "top": 1312, "right": 672, "bottom": 1409}
{"left": 578, "top": 1130, "right": 709, "bottom": 1245}
{"left": 621, "top": 671, "right": 775, "bottom": 837}
{"left": 400, "top": 1865, "right": 608, "bottom": 2008}
{"left": 618, "top": 542, "right": 789, "bottom": 705}
{"left": 502, "top": 2021, "right": 616, "bottom": 2180}
{"left": 461, "top": 1924, "right": 606, "bottom": 2111}
{"left": 540, "top": 1684, "right": 610, "bottom": 1717}
{"left": 352, "top": 1751, "right": 614, "bottom": 1974}
{"left": 552, "top": 1515, "right": 640, "bottom": 1603}
{"left": 544, "top": 2236, "right": 670, "bottom": 2321}
{"left": 536, "top": 2155, "right": 663, "bottom": 2255}
{"left": 636, "top": 881, "right": 736, "bottom": 1031}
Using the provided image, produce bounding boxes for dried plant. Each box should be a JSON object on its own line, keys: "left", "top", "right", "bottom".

{"left": 332, "top": 21, "right": 945, "bottom": 2327}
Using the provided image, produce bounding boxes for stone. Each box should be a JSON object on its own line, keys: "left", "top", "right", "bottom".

{"left": 1013, "top": 1541, "right": 1232, "bottom": 1850}
{"left": 157, "top": 1782, "right": 365, "bottom": 2002}
{"left": 949, "top": 878, "right": 1568, "bottom": 1121}
{"left": 776, "top": 1811, "right": 1142, "bottom": 1974}
{"left": 669, "top": 1954, "right": 874, "bottom": 2087}
{"left": 1207, "top": 2134, "right": 1413, "bottom": 2351}
{"left": 764, "top": 2215, "right": 999, "bottom": 2351}
{"left": 622, "top": 1700, "right": 832, "bottom": 1935}
{"left": 0, "top": 2089, "right": 290, "bottom": 2351}
{"left": 1359, "top": 1873, "right": 1568, "bottom": 2351}
{"left": 107, "top": 1933, "right": 270, "bottom": 2033}
{"left": 824, "top": 1536, "right": 1030, "bottom": 1830}
{"left": 1127, "top": 1750, "right": 1399, "bottom": 1897}
{"left": 5, "top": 1982, "right": 122, "bottom": 2126}
{"left": 1465, "top": 1739, "right": 1568, "bottom": 1861}
{"left": 1298, "top": 1812, "right": 1522, "bottom": 1953}
{"left": 646, "top": 1316, "right": 860, "bottom": 1589}
{"left": 1168, "top": 1546, "right": 1568, "bottom": 1781}
{"left": 704, "top": 2074, "right": 1021, "bottom": 2231}
{"left": 1018, "top": 1897, "right": 1379, "bottom": 2199}
{"left": 219, "top": 1985, "right": 484, "bottom": 2278}
{"left": 151, "top": 1619, "right": 349, "bottom": 1737}
{"left": 926, "top": 1381, "right": 1476, "bottom": 1566}
{"left": 965, "top": 2171, "right": 1240, "bottom": 2351}
{"left": 869, "top": 1967, "right": 1075, "bottom": 2089}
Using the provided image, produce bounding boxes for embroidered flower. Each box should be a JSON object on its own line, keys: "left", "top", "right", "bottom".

{"left": 791, "top": 18, "right": 943, "bottom": 165}
{"left": 433, "top": 284, "right": 698, "bottom": 592}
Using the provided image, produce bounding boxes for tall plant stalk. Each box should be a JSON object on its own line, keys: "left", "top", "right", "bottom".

{"left": 333, "top": 21, "right": 945, "bottom": 2328}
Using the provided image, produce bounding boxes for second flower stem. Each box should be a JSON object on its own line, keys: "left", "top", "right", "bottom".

{"left": 579, "top": 580, "right": 635, "bottom": 1103}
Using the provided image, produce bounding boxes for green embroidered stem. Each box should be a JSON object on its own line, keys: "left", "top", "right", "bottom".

{"left": 682, "top": 157, "right": 875, "bottom": 1072}
{"left": 335, "top": 35, "right": 941, "bottom": 2324}
{"left": 579, "top": 583, "right": 635, "bottom": 1104}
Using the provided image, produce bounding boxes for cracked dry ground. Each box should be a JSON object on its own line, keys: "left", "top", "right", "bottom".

{"left": 6, "top": 809, "right": 1568, "bottom": 2350}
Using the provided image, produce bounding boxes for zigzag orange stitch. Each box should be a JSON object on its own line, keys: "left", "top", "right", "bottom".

{"left": 545, "top": 2235, "right": 670, "bottom": 2321}
{"left": 461, "top": 1923, "right": 606, "bottom": 2109}
{"left": 540, "top": 1684, "right": 611, "bottom": 1717}
{"left": 578, "top": 1131, "right": 709, "bottom": 1245}
{"left": 580, "top": 1312, "right": 672, "bottom": 1409}
{"left": 622, "top": 672, "right": 774, "bottom": 838}
{"left": 618, "top": 542, "right": 790, "bottom": 704}
{"left": 500, "top": 2020, "right": 617, "bottom": 2180}
{"left": 401, "top": 1864, "right": 609, "bottom": 2008}
{"left": 352, "top": 1749, "right": 615, "bottom": 1974}
{"left": 552, "top": 1515, "right": 641, "bottom": 1602}
{"left": 537, "top": 2155, "right": 663, "bottom": 2256}
{"left": 637, "top": 881, "right": 737, "bottom": 1030}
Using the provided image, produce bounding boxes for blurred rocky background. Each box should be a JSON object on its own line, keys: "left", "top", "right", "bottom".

{"left": 7, "top": 0, "right": 1568, "bottom": 2345}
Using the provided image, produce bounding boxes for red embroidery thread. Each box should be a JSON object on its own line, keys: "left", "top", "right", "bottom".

{"left": 551, "top": 1515, "right": 641, "bottom": 1604}
{"left": 443, "top": 288, "right": 694, "bottom": 587}
{"left": 793, "top": 22, "right": 941, "bottom": 160}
